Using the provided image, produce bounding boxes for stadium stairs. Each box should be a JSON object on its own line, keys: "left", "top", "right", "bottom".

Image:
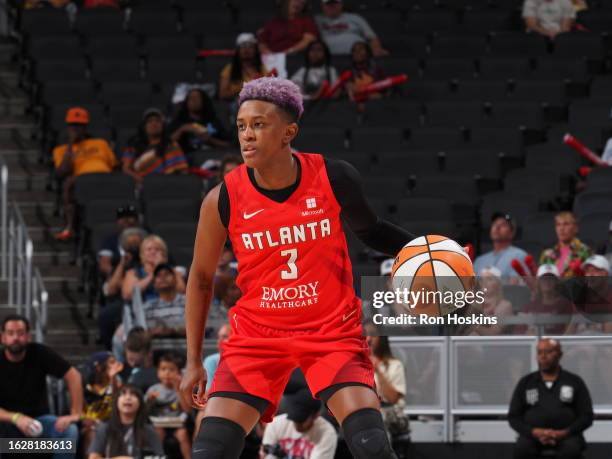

{"left": 0, "top": 37, "right": 99, "bottom": 364}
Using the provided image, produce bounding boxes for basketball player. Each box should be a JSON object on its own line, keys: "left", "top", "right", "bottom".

{"left": 180, "top": 77, "right": 415, "bottom": 458}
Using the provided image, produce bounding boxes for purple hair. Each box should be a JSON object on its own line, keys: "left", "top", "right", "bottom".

{"left": 238, "top": 77, "right": 304, "bottom": 121}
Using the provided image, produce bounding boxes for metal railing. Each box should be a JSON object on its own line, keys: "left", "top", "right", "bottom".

{"left": 1, "top": 156, "right": 48, "bottom": 342}
{"left": 391, "top": 335, "right": 612, "bottom": 442}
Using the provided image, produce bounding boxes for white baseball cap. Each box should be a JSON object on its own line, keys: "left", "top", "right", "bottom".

{"left": 236, "top": 33, "right": 257, "bottom": 47}
{"left": 537, "top": 264, "right": 560, "bottom": 278}
{"left": 582, "top": 255, "right": 611, "bottom": 275}
{"left": 479, "top": 266, "right": 502, "bottom": 279}
{"left": 380, "top": 258, "right": 394, "bottom": 276}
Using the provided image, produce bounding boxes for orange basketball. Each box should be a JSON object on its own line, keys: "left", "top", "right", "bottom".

{"left": 391, "top": 235, "right": 475, "bottom": 317}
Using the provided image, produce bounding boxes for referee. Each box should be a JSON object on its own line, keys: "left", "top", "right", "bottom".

{"left": 508, "top": 338, "right": 593, "bottom": 459}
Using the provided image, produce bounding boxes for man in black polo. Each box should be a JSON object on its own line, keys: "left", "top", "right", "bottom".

{"left": 508, "top": 338, "right": 593, "bottom": 459}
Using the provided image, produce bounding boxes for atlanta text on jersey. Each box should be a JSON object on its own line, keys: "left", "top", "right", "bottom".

{"left": 241, "top": 218, "right": 332, "bottom": 250}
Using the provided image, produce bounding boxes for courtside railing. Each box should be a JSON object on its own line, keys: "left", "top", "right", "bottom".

{"left": 1, "top": 156, "right": 48, "bottom": 342}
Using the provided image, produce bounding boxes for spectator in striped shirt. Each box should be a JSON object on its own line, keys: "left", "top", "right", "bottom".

{"left": 121, "top": 108, "right": 188, "bottom": 185}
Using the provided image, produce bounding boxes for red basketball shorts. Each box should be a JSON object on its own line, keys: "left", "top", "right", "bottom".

{"left": 207, "top": 306, "right": 375, "bottom": 422}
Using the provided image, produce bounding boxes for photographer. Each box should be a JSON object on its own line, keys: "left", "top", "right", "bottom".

{"left": 98, "top": 227, "right": 147, "bottom": 350}
{"left": 261, "top": 389, "right": 337, "bottom": 459}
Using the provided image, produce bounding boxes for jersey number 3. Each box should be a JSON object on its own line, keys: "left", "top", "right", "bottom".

{"left": 280, "top": 248, "right": 298, "bottom": 279}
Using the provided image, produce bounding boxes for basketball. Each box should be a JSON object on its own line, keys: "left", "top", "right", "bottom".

{"left": 391, "top": 235, "right": 476, "bottom": 317}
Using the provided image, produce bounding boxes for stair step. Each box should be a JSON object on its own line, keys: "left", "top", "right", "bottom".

{"left": 8, "top": 174, "right": 48, "bottom": 191}
{"left": 33, "top": 251, "right": 73, "bottom": 265}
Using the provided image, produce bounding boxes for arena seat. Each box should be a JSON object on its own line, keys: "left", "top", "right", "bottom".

{"left": 486, "top": 102, "right": 544, "bottom": 131}
{"left": 100, "top": 82, "right": 156, "bottom": 107}
{"left": 468, "top": 127, "right": 523, "bottom": 152}
{"left": 384, "top": 35, "right": 429, "bottom": 57}
{"left": 511, "top": 80, "right": 566, "bottom": 107}
{"left": 144, "top": 35, "right": 198, "bottom": 61}
{"left": 20, "top": 9, "right": 72, "bottom": 37}
{"left": 478, "top": 57, "right": 532, "bottom": 80}
{"left": 403, "top": 11, "right": 458, "bottom": 34}
{"left": 443, "top": 150, "right": 502, "bottom": 180}
{"left": 34, "top": 59, "right": 89, "bottom": 83}
{"left": 552, "top": 34, "right": 605, "bottom": 60}
{"left": 400, "top": 81, "right": 451, "bottom": 102}
{"left": 488, "top": 32, "right": 548, "bottom": 58}
{"left": 350, "top": 127, "right": 406, "bottom": 152}
{"left": 585, "top": 168, "right": 612, "bottom": 192}
{"left": 374, "top": 151, "right": 442, "bottom": 178}
{"left": 146, "top": 59, "right": 199, "bottom": 85}
{"left": 128, "top": 10, "right": 180, "bottom": 35}
{"left": 91, "top": 58, "right": 142, "bottom": 83}
{"left": 27, "top": 35, "right": 83, "bottom": 61}
{"left": 141, "top": 175, "right": 203, "bottom": 203}
{"left": 409, "top": 127, "right": 466, "bottom": 149}
{"left": 429, "top": 35, "right": 488, "bottom": 59}
{"left": 504, "top": 169, "right": 561, "bottom": 201}
{"left": 532, "top": 58, "right": 590, "bottom": 84}
{"left": 524, "top": 144, "right": 581, "bottom": 175}
{"left": 573, "top": 191, "right": 612, "bottom": 219}
{"left": 395, "top": 197, "right": 453, "bottom": 222}
{"left": 293, "top": 128, "right": 348, "bottom": 153}
{"left": 460, "top": 10, "right": 513, "bottom": 33}
{"left": 363, "top": 177, "right": 408, "bottom": 199}
{"left": 361, "top": 99, "right": 422, "bottom": 128}
{"left": 452, "top": 80, "right": 508, "bottom": 102}
{"left": 145, "top": 199, "right": 200, "bottom": 230}
{"left": 423, "top": 58, "right": 477, "bottom": 81}
{"left": 41, "top": 80, "right": 98, "bottom": 106}
{"left": 480, "top": 192, "right": 539, "bottom": 228}
{"left": 579, "top": 213, "right": 611, "bottom": 247}
{"left": 426, "top": 101, "right": 485, "bottom": 128}
{"left": 86, "top": 36, "right": 142, "bottom": 59}
{"left": 74, "top": 9, "right": 126, "bottom": 37}
{"left": 74, "top": 174, "right": 136, "bottom": 208}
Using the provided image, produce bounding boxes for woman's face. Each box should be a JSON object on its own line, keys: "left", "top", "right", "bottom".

{"left": 142, "top": 240, "right": 165, "bottom": 265}
{"left": 352, "top": 43, "right": 369, "bottom": 63}
{"left": 239, "top": 43, "right": 256, "bottom": 61}
{"left": 186, "top": 91, "right": 203, "bottom": 113}
{"left": 288, "top": 0, "right": 306, "bottom": 15}
{"left": 538, "top": 275, "right": 559, "bottom": 294}
{"left": 308, "top": 43, "right": 326, "bottom": 66}
{"left": 144, "top": 115, "right": 163, "bottom": 138}
{"left": 480, "top": 274, "right": 501, "bottom": 297}
{"left": 117, "top": 390, "right": 140, "bottom": 416}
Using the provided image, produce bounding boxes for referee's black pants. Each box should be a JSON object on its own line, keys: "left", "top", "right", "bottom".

{"left": 514, "top": 435, "right": 584, "bottom": 459}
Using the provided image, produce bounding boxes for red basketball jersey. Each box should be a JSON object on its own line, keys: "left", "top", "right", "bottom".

{"left": 223, "top": 152, "right": 359, "bottom": 331}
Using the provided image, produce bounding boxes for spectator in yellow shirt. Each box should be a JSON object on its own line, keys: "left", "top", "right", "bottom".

{"left": 52, "top": 107, "right": 118, "bottom": 241}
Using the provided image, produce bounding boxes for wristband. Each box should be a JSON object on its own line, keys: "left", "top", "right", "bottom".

{"left": 11, "top": 412, "right": 23, "bottom": 424}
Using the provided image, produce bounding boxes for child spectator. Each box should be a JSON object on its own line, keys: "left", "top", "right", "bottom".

{"left": 218, "top": 33, "right": 268, "bottom": 101}
{"left": 52, "top": 107, "right": 118, "bottom": 241}
{"left": 145, "top": 353, "right": 191, "bottom": 459}
{"left": 122, "top": 108, "right": 188, "bottom": 185}
{"left": 259, "top": 0, "right": 318, "bottom": 55}
{"left": 169, "top": 89, "right": 231, "bottom": 156}
{"left": 346, "top": 41, "right": 385, "bottom": 102}
{"left": 291, "top": 40, "right": 338, "bottom": 100}
{"left": 88, "top": 384, "right": 163, "bottom": 459}
{"left": 82, "top": 351, "right": 123, "bottom": 451}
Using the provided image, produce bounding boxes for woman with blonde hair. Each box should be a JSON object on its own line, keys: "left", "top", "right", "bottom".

{"left": 121, "top": 235, "right": 185, "bottom": 302}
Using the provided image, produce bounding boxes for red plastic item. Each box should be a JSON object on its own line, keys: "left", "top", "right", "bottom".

{"left": 564, "top": 134, "right": 609, "bottom": 167}
{"left": 524, "top": 254, "right": 538, "bottom": 277}
{"left": 322, "top": 70, "right": 352, "bottom": 99}
{"left": 511, "top": 258, "right": 527, "bottom": 277}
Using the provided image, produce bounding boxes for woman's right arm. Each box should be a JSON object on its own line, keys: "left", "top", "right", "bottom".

{"left": 121, "top": 268, "right": 146, "bottom": 301}
{"left": 179, "top": 184, "right": 228, "bottom": 408}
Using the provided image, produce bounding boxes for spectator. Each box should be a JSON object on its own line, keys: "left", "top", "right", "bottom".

{"left": 81, "top": 351, "right": 123, "bottom": 451}
{"left": 472, "top": 267, "right": 514, "bottom": 335}
{"left": 98, "top": 227, "right": 147, "bottom": 350}
{"left": 204, "top": 154, "right": 244, "bottom": 194}
{"left": 508, "top": 338, "right": 593, "bottom": 459}
{"left": 315, "top": 0, "right": 388, "bottom": 56}
{"left": 98, "top": 204, "right": 140, "bottom": 281}
{"left": 142, "top": 263, "right": 186, "bottom": 338}
{"left": 169, "top": 89, "right": 231, "bottom": 156}
{"left": 261, "top": 388, "right": 337, "bottom": 459}
{"left": 83, "top": 0, "right": 120, "bottom": 8}
{"left": 88, "top": 384, "right": 164, "bottom": 459}
{"left": 540, "top": 211, "right": 592, "bottom": 278}
{"left": 346, "top": 41, "right": 386, "bottom": 102}
{"left": 569, "top": 255, "right": 612, "bottom": 334}
{"left": 365, "top": 331, "right": 409, "bottom": 435}
{"left": 23, "top": 0, "right": 70, "bottom": 8}
{"left": 122, "top": 108, "right": 189, "bottom": 184}
{"left": 121, "top": 328, "right": 159, "bottom": 394}
{"left": 0, "top": 315, "right": 82, "bottom": 455}
{"left": 600, "top": 220, "right": 612, "bottom": 265}
{"left": 474, "top": 213, "right": 529, "bottom": 281}
{"left": 259, "top": 0, "right": 318, "bottom": 55}
{"left": 145, "top": 352, "right": 191, "bottom": 459}
{"left": 291, "top": 39, "right": 339, "bottom": 100}
{"left": 121, "top": 235, "right": 185, "bottom": 302}
{"left": 522, "top": 0, "right": 575, "bottom": 39}
{"left": 52, "top": 107, "right": 118, "bottom": 241}
{"left": 218, "top": 33, "right": 268, "bottom": 101}
{"left": 521, "top": 264, "right": 574, "bottom": 335}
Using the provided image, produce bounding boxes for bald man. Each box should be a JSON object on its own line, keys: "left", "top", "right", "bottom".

{"left": 508, "top": 339, "right": 593, "bottom": 459}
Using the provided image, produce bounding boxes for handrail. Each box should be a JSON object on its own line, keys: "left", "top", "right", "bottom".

{"left": 2, "top": 188, "right": 48, "bottom": 342}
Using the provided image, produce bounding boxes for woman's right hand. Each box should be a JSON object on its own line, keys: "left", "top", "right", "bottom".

{"left": 15, "top": 415, "right": 38, "bottom": 437}
{"left": 179, "top": 361, "right": 208, "bottom": 410}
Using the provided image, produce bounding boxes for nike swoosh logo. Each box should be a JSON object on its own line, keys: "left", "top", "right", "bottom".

{"left": 361, "top": 436, "right": 372, "bottom": 444}
{"left": 342, "top": 310, "right": 356, "bottom": 322}
{"left": 243, "top": 209, "right": 264, "bottom": 219}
